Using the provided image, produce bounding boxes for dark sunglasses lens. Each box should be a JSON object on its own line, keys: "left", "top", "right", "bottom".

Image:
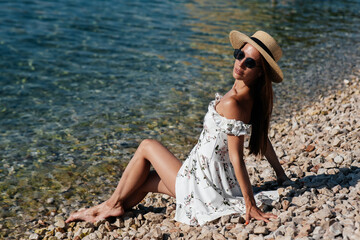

{"left": 233, "top": 49, "right": 239, "bottom": 58}
{"left": 233, "top": 49, "right": 257, "bottom": 68}
{"left": 244, "top": 58, "right": 256, "bottom": 68}
{"left": 233, "top": 49, "right": 244, "bottom": 60}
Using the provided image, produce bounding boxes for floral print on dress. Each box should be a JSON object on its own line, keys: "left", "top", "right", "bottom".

{"left": 214, "top": 144, "right": 227, "bottom": 161}
{"left": 174, "top": 93, "right": 279, "bottom": 226}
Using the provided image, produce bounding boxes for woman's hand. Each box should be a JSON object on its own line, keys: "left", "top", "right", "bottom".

{"left": 245, "top": 204, "right": 277, "bottom": 225}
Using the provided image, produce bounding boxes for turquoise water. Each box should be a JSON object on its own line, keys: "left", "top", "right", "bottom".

{"left": 1, "top": 0, "right": 360, "bottom": 236}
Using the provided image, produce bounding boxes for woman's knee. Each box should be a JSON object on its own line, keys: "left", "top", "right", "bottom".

{"left": 139, "top": 139, "right": 159, "bottom": 153}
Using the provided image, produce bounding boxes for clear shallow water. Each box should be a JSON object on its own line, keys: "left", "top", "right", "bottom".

{"left": 0, "top": 0, "right": 360, "bottom": 236}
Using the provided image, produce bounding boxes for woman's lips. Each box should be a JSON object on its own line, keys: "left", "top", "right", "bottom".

{"left": 235, "top": 68, "right": 242, "bottom": 75}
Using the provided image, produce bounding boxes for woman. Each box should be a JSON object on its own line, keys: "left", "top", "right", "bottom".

{"left": 66, "top": 30, "right": 289, "bottom": 226}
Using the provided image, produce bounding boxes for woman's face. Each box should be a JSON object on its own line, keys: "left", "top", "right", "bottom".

{"left": 232, "top": 43, "right": 263, "bottom": 85}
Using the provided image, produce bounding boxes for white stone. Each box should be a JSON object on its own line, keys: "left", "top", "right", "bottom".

{"left": 329, "top": 222, "right": 342, "bottom": 236}
{"left": 254, "top": 226, "right": 268, "bottom": 235}
{"left": 55, "top": 232, "right": 65, "bottom": 239}
{"left": 220, "top": 215, "right": 231, "bottom": 225}
{"left": 29, "top": 233, "right": 39, "bottom": 240}
{"left": 54, "top": 219, "right": 65, "bottom": 228}
{"left": 334, "top": 155, "right": 344, "bottom": 164}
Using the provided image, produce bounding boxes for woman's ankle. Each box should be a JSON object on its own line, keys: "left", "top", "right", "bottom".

{"left": 104, "top": 198, "right": 123, "bottom": 209}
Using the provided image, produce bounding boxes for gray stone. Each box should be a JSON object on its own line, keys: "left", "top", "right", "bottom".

{"left": 29, "top": 233, "right": 39, "bottom": 240}
{"left": 104, "top": 221, "right": 113, "bottom": 231}
{"left": 332, "top": 137, "right": 342, "bottom": 147}
{"left": 279, "top": 212, "right": 291, "bottom": 223}
{"left": 149, "top": 227, "right": 162, "bottom": 239}
{"left": 230, "top": 215, "right": 241, "bottom": 223}
{"left": 323, "top": 161, "right": 336, "bottom": 169}
{"left": 317, "top": 168, "right": 327, "bottom": 174}
{"left": 143, "top": 212, "right": 164, "bottom": 223}
{"left": 281, "top": 200, "right": 290, "bottom": 211}
{"left": 213, "top": 232, "right": 226, "bottom": 240}
{"left": 220, "top": 226, "right": 226, "bottom": 235}
{"left": 54, "top": 219, "right": 65, "bottom": 228}
{"left": 124, "top": 217, "right": 134, "bottom": 228}
{"left": 97, "top": 224, "right": 105, "bottom": 234}
{"left": 253, "top": 226, "right": 268, "bottom": 235}
{"left": 94, "top": 231, "right": 103, "bottom": 239}
{"left": 297, "top": 224, "right": 313, "bottom": 238}
{"left": 334, "top": 155, "right": 344, "bottom": 164}
{"left": 329, "top": 222, "right": 342, "bottom": 237}
{"left": 314, "top": 207, "right": 332, "bottom": 219}
{"left": 199, "top": 227, "right": 213, "bottom": 239}
{"left": 73, "top": 228, "right": 83, "bottom": 238}
{"left": 237, "top": 230, "right": 250, "bottom": 240}
{"left": 249, "top": 234, "right": 264, "bottom": 240}
{"left": 220, "top": 215, "right": 231, "bottom": 225}
{"left": 291, "top": 196, "right": 309, "bottom": 206}
{"left": 285, "top": 225, "right": 296, "bottom": 238}
{"left": 273, "top": 226, "right": 286, "bottom": 238}
{"left": 275, "top": 236, "right": 292, "bottom": 240}
{"left": 312, "top": 226, "right": 324, "bottom": 235}
{"left": 267, "top": 221, "right": 280, "bottom": 232}
{"left": 113, "top": 218, "right": 124, "bottom": 228}
{"left": 136, "top": 227, "right": 147, "bottom": 238}
{"left": 55, "top": 232, "right": 65, "bottom": 239}
{"left": 180, "top": 223, "right": 191, "bottom": 232}
{"left": 87, "top": 233, "right": 98, "bottom": 240}
{"left": 94, "top": 219, "right": 106, "bottom": 228}
{"left": 342, "top": 226, "right": 354, "bottom": 239}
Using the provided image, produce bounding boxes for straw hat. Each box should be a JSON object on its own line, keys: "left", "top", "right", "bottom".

{"left": 229, "top": 30, "right": 283, "bottom": 83}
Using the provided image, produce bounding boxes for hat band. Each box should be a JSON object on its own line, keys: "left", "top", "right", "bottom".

{"left": 250, "top": 37, "right": 275, "bottom": 60}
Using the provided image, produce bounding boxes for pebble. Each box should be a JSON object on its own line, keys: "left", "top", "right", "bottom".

{"left": 29, "top": 233, "right": 39, "bottom": 240}
{"left": 25, "top": 77, "right": 360, "bottom": 240}
{"left": 254, "top": 226, "right": 268, "bottom": 235}
{"left": 212, "top": 231, "right": 226, "bottom": 240}
{"left": 54, "top": 219, "right": 65, "bottom": 229}
{"left": 328, "top": 222, "right": 342, "bottom": 237}
{"left": 46, "top": 198, "right": 55, "bottom": 204}
{"left": 314, "top": 207, "right": 333, "bottom": 219}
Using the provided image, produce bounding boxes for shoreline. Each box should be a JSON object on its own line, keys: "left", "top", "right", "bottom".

{"left": 7, "top": 70, "right": 360, "bottom": 239}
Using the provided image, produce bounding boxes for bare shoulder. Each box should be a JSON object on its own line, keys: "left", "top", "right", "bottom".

{"left": 217, "top": 91, "right": 252, "bottom": 123}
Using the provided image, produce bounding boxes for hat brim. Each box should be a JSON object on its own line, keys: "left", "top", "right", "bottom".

{"left": 229, "top": 30, "right": 283, "bottom": 83}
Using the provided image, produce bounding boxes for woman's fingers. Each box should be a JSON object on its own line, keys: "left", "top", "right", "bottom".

{"left": 245, "top": 210, "right": 251, "bottom": 225}
{"left": 262, "top": 212, "right": 278, "bottom": 220}
{"left": 259, "top": 212, "right": 277, "bottom": 222}
{"left": 247, "top": 206, "right": 278, "bottom": 224}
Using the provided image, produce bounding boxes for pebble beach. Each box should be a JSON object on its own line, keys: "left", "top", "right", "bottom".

{"left": 20, "top": 70, "right": 360, "bottom": 240}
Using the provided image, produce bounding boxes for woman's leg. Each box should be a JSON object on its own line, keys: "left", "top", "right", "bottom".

{"left": 66, "top": 139, "right": 182, "bottom": 223}
{"left": 122, "top": 170, "right": 175, "bottom": 210}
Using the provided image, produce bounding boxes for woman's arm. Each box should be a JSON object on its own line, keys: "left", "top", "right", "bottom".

{"left": 265, "top": 137, "right": 289, "bottom": 184}
{"left": 227, "top": 135, "right": 256, "bottom": 207}
{"left": 220, "top": 96, "right": 276, "bottom": 224}
{"left": 228, "top": 134, "right": 277, "bottom": 224}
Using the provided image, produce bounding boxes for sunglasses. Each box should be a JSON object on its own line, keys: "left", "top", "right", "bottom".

{"left": 233, "top": 49, "right": 258, "bottom": 69}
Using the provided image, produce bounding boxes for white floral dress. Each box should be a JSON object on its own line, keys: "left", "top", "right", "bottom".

{"left": 174, "top": 93, "right": 279, "bottom": 226}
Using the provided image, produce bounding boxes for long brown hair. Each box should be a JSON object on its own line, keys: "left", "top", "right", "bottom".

{"left": 248, "top": 57, "right": 273, "bottom": 156}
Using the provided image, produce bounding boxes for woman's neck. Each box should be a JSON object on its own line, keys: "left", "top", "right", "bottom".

{"left": 232, "top": 80, "right": 250, "bottom": 94}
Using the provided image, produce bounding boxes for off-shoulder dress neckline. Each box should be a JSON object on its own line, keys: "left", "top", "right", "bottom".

{"left": 212, "top": 93, "right": 251, "bottom": 126}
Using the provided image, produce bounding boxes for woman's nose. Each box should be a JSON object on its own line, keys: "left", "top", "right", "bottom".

{"left": 238, "top": 58, "right": 246, "bottom": 69}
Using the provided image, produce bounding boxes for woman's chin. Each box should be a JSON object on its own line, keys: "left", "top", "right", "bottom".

{"left": 233, "top": 72, "right": 243, "bottom": 80}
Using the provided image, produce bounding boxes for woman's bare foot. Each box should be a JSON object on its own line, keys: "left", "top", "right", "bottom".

{"left": 65, "top": 200, "right": 124, "bottom": 223}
